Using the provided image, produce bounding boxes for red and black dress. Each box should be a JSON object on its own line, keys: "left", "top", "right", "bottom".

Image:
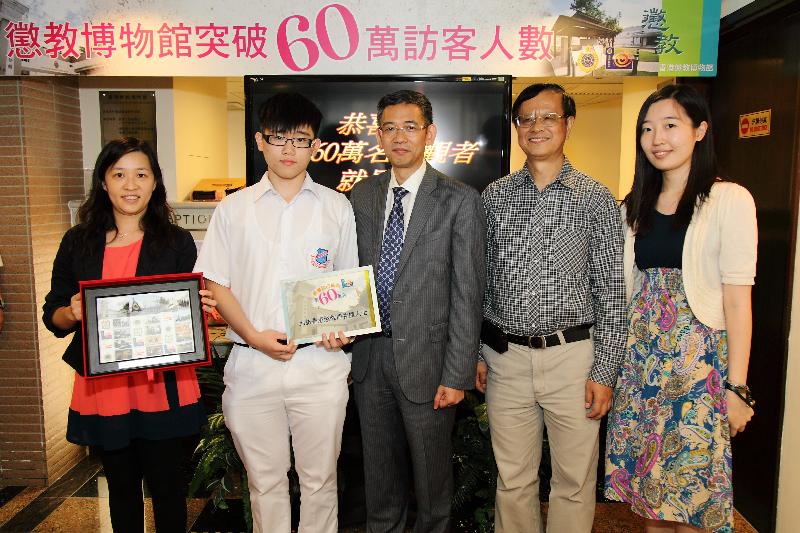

{"left": 43, "top": 226, "right": 206, "bottom": 450}
{"left": 65, "top": 237, "right": 206, "bottom": 450}
{"left": 43, "top": 225, "right": 206, "bottom": 532}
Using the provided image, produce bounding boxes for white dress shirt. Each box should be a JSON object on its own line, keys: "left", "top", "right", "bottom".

{"left": 195, "top": 173, "right": 359, "bottom": 345}
{"left": 382, "top": 162, "right": 427, "bottom": 237}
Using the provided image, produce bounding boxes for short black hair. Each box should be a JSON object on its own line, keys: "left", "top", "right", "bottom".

{"left": 512, "top": 83, "right": 576, "bottom": 119}
{"left": 258, "top": 92, "right": 323, "bottom": 137}
{"left": 377, "top": 90, "right": 433, "bottom": 125}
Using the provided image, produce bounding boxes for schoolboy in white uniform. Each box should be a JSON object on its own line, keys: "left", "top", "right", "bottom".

{"left": 195, "top": 93, "right": 358, "bottom": 533}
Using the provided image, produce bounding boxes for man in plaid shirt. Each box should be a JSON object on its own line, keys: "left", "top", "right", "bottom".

{"left": 475, "top": 83, "right": 626, "bottom": 533}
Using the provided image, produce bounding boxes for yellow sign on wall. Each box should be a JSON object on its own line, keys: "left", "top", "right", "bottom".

{"left": 739, "top": 109, "right": 771, "bottom": 139}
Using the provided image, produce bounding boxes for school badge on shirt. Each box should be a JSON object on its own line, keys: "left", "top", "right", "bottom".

{"left": 310, "top": 247, "right": 332, "bottom": 269}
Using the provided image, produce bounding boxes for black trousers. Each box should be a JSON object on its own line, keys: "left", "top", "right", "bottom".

{"left": 99, "top": 436, "right": 196, "bottom": 533}
{"left": 353, "top": 336, "right": 456, "bottom": 533}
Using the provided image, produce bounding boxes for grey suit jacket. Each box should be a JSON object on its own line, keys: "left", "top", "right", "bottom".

{"left": 349, "top": 164, "right": 486, "bottom": 403}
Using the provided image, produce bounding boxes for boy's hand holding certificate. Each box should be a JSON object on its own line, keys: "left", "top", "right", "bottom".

{"left": 281, "top": 266, "right": 382, "bottom": 344}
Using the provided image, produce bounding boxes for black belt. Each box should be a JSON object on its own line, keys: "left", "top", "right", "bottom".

{"left": 233, "top": 341, "right": 313, "bottom": 350}
{"left": 507, "top": 323, "right": 592, "bottom": 349}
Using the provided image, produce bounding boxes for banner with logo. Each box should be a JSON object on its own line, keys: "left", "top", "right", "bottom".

{"left": 0, "top": 0, "right": 720, "bottom": 77}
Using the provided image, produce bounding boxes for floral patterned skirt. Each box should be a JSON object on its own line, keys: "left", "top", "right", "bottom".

{"left": 604, "top": 268, "right": 732, "bottom": 532}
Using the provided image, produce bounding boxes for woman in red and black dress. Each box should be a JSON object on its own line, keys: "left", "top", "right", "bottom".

{"left": 43, "top": 138, "right": 215, "bottom": 533}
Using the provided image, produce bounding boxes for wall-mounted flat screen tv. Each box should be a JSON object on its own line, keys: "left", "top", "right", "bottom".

{"left": 244, "top": 75, "right": 511, "bottom": 193}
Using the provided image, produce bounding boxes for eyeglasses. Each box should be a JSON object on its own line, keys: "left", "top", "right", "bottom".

{"left": 263, "top": 133, "right": 314, "bottom": 149}
{"left": 378, "top": 123, "right": 428, "bottom": 136}
{"left": 514, "top": 113, "right": 565, "bottom": 128}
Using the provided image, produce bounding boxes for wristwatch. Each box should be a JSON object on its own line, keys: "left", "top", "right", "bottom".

{"left": 724, "top": 381, "right": 755, "bottom": 408}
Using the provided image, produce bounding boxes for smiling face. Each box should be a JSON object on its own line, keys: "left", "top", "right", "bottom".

{"left": 640, "top": 98, "right": 708, "bottom": 180}
{"left": 255, "top": 125, "right": 320, "bottom": 183}
{"left": 515, "top": 90, "right": 573, "bottom": 164}
{"left": 376, "top": 103, "right": 437, "bottom": 180}
{"left": 102, "top": 151, "right": 156, "bottom": 222}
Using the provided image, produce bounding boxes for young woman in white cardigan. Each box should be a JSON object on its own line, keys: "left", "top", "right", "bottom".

{"left": 604, "top": 84, "right": 757, "bottom": 533}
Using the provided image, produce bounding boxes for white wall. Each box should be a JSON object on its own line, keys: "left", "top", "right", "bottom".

{"left": 78, "top": 78, "right": 175, "bottom": 199}
{"left": 227, "top": 109, "right": 246, "bottom": 179}
{"left": 172, "top": 77, "right": 229, "bottom": 201}
{"left": 617, "top": 77, "right": 664, "bottom": 199}
{"left": 722, "top": 0, "right": 755, "bottom": 17}
{"left": 80, "top": 77, "right": 233, "bottom": 203}
{"left": 564, "top": 98, "right": 622, "bottom": 196}
{"left": 777, "top": 221, "right": 800, "bottom": 531}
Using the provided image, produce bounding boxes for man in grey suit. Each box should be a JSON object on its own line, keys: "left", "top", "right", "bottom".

{"left": 349, "top": 90, "right": 486, "bottom": 533}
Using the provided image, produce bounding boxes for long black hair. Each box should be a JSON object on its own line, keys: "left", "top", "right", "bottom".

{"left": 76, "top": 137, "right": 175, "bottom": 253}
{"left": 623, "top": 84, "right": 719, "bottom": 234}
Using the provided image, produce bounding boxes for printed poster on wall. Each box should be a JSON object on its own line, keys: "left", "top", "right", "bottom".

{"left": 99, "top": 91, "right": 157, "bottom": 149}
{"left": 1, "top": 0, "right": 720, "bottom": 77}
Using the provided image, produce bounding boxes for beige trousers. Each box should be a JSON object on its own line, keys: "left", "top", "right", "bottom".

{"left": 222, "top": 345, "right": 350, "bottom": 533}
{"left": 484, "top": 337, "right": 600, "bottom": 533}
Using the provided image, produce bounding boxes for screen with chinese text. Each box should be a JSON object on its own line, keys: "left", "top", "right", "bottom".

{"left": 245, "top": 75, "right": 511, "bottom": 193}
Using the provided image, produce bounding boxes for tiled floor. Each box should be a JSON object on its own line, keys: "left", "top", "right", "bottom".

{"left": 0, "top": 457, "right": 759, "bottom": 532}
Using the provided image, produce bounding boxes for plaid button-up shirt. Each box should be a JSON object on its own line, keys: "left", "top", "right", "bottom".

{"left": 482, "top": 157, "right": 626, "bottom": 387}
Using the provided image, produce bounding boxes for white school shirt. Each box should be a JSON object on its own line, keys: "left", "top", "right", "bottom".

{"left": 383, "top": 162, "right": 427, "bottom": 237}
{"left": 195, "top": 173, "right": 359, "bottom": 345}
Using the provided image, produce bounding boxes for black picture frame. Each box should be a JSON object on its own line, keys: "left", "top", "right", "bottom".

{"left": 80, "top": 272, "right": 211, "bottom": 378}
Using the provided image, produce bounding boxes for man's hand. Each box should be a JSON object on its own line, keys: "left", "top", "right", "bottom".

{"left": 433, "top": 385, "right": 465, "bottom": 410}
{"left": 727, "top": 389, "right": 754, "bottom": 437}
{"left": 316, "top": 330, "right": 353, "bottom": 352}
{"left": 475, "top": 361, "right": 488, "bottom": 393}
{"left": 198, "top": 289, "right": 219, "bottom": 318}
{"left": 585, "top": 380, "right": 613, "bottom": 420}
{"left": 248, "top": 329, "right": 297, "bottom": 361}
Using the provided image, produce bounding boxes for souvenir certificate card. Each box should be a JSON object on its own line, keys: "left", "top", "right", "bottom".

{"left": 281, "top": 266, "right": 382, "bottom": 344}
{"left": 80, "top": 273, "right": 211, "bottom": 377}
